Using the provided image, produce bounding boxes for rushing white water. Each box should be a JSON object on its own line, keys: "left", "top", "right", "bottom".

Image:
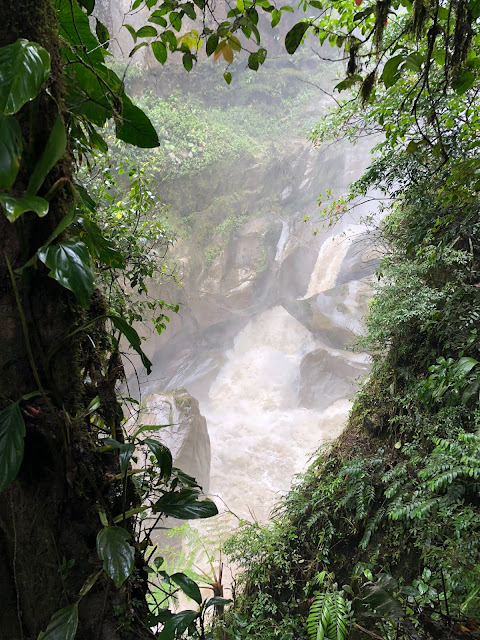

{"left": 201, "top": 306, "right": 353, "bottom": 522}
{"left": 275, "top": 220, "right": 290, "bottom": 262}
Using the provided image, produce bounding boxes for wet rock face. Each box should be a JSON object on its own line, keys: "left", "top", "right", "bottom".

{"left": 137, "top": 388, "right": 211, "bottom": 492}
{"left": 298, "top": 348, "right": 369, "bottom": 410}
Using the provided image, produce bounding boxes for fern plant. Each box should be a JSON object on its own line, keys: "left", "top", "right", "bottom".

{"left": 307, "top": 574, "right": 351, "bottom": 640}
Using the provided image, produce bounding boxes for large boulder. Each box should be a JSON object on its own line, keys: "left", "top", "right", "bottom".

{"left": 136, "top": 388, "right": 211, "bottom": 492}
{"left": 299, "top": 348, "right": 370, "bottom": 410}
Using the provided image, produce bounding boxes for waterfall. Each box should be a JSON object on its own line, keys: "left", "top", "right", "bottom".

{"left": 303, "top": 224, "right": 364, "bottom": 297}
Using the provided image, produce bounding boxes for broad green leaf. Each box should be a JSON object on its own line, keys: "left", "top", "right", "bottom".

{"left": 0, "top": 115, "right": 22, "bottom": 188}
{"left": 96, "top": 526, "right": 135, "bottom": 587}
{"left": 116, "top": 95, "right": 159, "bottom": 148}
{"left": 0, "top": 194, "right": 48, "bottom": 223}
{"left": 205, "top": 597, "right": 232, "bottom": 608}
{"left": 452, "top": 70, "right": 476, "bottom": 95}
{"left": 382, "top": 54, "right": 405, "bottom": 88}
{"left": 183, "top": 3, "right": 197, "bottom": 20}
{"left": 27, "top": 116, "right": 66, "bottom": 195}
{"left": 0, "top": 39, "right": 50, "bottom": 115}
{"left": 183, "top": 52, "right": 193, "bottom": 71}
{"left": 206, "top": 33, "right": 219, "bottom": 56}
{"left": 224, "top": 71, "right": 232, "bottom": 84}
{"left": 170, "top": 573, "right": 202, "bottom": 604}
{"left": 38, "top": 240, "right": 94, "bottom": 308}
{"left": 57, "top": 0, "right": 105, "bottom": 64}
{"left": 153, "top": 488, "right": 218, "bottom": 519}
{"left": 0, "top": 403, "right": 25, "bottom": 493}
{"left": 37, "top": 604, "right": 78, "bottom": 640}
{"left": 157, "top": 610, "right": 198, "bottom": 640}
{"left": 285, "top": 22, "right": 309, "bottom": 54}
{"left": 469, "top": 0, "right": 480, "bottom": 19}
{"left": 137, "top": 25, "right": 158, "bottom": 38}
{"left": 453, "top": 357, "right": 478, "bottom": 375}
{"left": 143, "top": 438, "right": 173, "bottom": 479}
{"left": 108, "top": 314, "right": 153, "bottom": 374}
{"left": 152, "top": 41, "right": 168, "bottom": 64}
{"left": 149, "top": 13, "right": 168, "bottom": 27}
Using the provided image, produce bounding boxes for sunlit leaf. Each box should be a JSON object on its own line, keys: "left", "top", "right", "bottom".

{"left": 96, "top": 526, "right": 135, "bottom": 587}
{"left": 0, "top": 39, "right": 50, "bottom": 115}
{"left": 0, "top": 402, "right": 25, "bottom": 493}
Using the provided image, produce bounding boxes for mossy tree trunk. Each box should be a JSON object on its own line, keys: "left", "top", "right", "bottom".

{"left": 0, "top": 2, "right": 151, "bottom": 638}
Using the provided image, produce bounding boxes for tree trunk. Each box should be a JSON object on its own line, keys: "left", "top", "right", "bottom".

{"left": 0, "top": 3, "right": 151, "bottom": 638}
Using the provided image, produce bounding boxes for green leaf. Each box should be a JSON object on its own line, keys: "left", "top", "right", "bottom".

{"left": 381, "top": 54, "right": 405, "bottom": 88}
{"left": 453, "top": 357, "right": 478, "bottom": 375}
{"left": 452, "top": 70, "right": 475, "bottom": 95}
{"left": 37, "top": 604, "right": 78, "bottom": 640}
{"left": 206, "top": 33, "right": 219, "bottom": 56}
{"left": 80, "top": 216, "right": 125, "bottom": 268}
{"left": 469, "top": 0, "right": 480, "bottom": 19}
{"left": 137, "top": 25, "right": 158, "bottom": 38}
{"left": 0, "top": 403, "right": 25, "bottom": 493}
{"left": 96, "top": 526, "right": 135, "bottom": 587}
{"left": 162, "top": 30, "right": 178, "bottom": 51}
{"left": 205, "top": 597, "right": 232, "bottom": 608}
{"left": 108, "top": 315, "right": 153, "bottom": 374}
{"left": 143, "top": 438, "right": 173, "bottom": 479}
{"left": 153, "top": 488, "right": 218, "bottom": 519}
{"left": 78, "top": 0, "right": 95, "bottom": 14}
{"left": 149, "top": 13, "right": 168, "bottom": 27}
{"left": 183, "top": 3, "right": 197, "bottom": 20}
{"left": 182, "top": 51, "right": 193, "bottom": 71}
{"left": 152, "top": 41, "right": 168, "bottom": 64}
{"left": 157, "top": 610, "right": 198, "bottom": 640}
{"left": 0, "top": 39, "right": 50, "bottom": 115}
{"left": 0, "top": 115, "right": 22, "bottom": 189}
{"left": 27, "top": 116, "right": 66, "bottom": 195}
{"left": 271, "top": 8, "right": 281, "bottom": 27}
{"left": 38, "top": 241, "right": 94, "bottom": 308}
{"left": 123, "top": 24, "right": 138, "bottom": 43}
{"left": 171, "top": 572, "right": 202, "bottom": 604}
{"left": 224, "top": 71, "right": 232, "bottom": 84}
{"left": 285, "top": 22, "right": 309, "bottom": 54}
{"left": 116, "top": 95, "right": 159, "bottom": 148}
{"left": 57, "top": 0, "right": 105, "bottom": 64}
{"left": 102, "top": 438, "right": 135, "bottom": 475}
{"left": 0, "top": 194, "right": 48, "bottom": 223}
{"left": 95, "top": 19, "right": 110, "bottom": 48}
